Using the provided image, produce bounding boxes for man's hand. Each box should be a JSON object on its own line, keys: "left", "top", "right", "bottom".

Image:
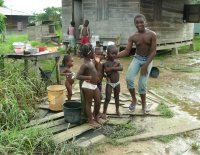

{"left": 140, "top": 64, "right": 148, "bottom": 76}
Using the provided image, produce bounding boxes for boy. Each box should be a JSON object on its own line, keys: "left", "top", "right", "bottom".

{"left": 101, "top": 45, "right": 123, "bottom": 119}
{"left": 78, "top": 20, "right": 90, "bottom": 44}
{"left": 76, "top": 44, "right": 101, "bottom": 128}
{"left": 116, "top": 14, "right": 157, "bottom": 114}
{"left": 94, "top": 47, "right": 104, "bottom": 95}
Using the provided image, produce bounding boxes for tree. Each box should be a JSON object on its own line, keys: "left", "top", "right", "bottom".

{"left": 0, "top": 0, "right": 4, "bottom": 6}
{"left": 28, "top": 7, "right": 61, "bottom": 23}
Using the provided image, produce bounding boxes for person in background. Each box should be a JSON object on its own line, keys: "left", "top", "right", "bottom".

{"left": 78, "top": 20, "right": 90, "bottom": 44}
{"left": 67, "top": 21, "right": 76, "bottom": 55}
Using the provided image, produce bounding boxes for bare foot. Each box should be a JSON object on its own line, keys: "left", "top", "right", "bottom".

{"left": 88, "top": 120, "right": 101, "bottom": 128}
{"left": 116, "top": 110, "right": 122, "bottom": 117}
{"left": 95, "top": 117, "right": 107, "bottom": 125}
{"left": 101, "top": 113, "right": 107, "bottom": 120}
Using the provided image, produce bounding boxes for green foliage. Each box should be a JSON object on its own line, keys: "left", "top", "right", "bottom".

{"left": 29, "top": 7, "right": 61, "bottom": 23}
{"left": 156, "top": 135, "right": 176, "bottom": 143}
{"left": 54, "top": 142, "right": 87, "bottom": 155}
{"left": 191, "top": 142, "right": 200, "bottom": 151}
{"left": 0, "top": 65, "right": 46, "bottom": 130}
{"left": 156, "top": 103, "right": 174, "bottom": 118}
{"left": 0, "top": 0, "right": 4, "bottom": 7}
{"left": 0, "top": 127, "right": 55, "bottom": 155}
{"left": 102, "top": 123, "right": 138, "bottom": 139}
{"left": 194, "top": 36, "right": 200, "bottom": 51}
{"left": 0, "top": 35, "right": 28, "bottom": 54}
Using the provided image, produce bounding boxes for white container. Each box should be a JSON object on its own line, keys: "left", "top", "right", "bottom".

{"left": 91, "top": 35, "right": 100, "bottom": 47}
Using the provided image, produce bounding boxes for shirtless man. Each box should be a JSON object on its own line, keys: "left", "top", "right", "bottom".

{"left": 76, "top": 44, "right": 101, "bottom": 127}
{"left": 117, "top": 14, "right": 157, "bottom": 114}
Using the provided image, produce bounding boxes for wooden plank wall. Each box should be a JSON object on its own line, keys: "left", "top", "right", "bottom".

{"left": 62, "top": 0, "right": 72, "bottom": 41}
{"left": 140, "top": 0, "right": 194, "bottom": 44}
{"left": 82, "top": 0, "right": 140, "bottom": 45}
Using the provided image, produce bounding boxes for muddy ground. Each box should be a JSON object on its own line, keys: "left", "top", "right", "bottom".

{"left": 69, "top": 51, "right": 200, "bottom": 155}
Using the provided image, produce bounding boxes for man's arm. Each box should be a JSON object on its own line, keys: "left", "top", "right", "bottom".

{"left": 76, "top": 64, "right": 92, "bottom": 80}
{"left": 117, "top": 36, "right": 133, "bottom": 58}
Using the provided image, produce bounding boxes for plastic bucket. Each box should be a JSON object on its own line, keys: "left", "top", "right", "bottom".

{"left": 63, "top": 101, "right": 82, "bottom": 124}
{"left": 47, "top": 85, "right": 66, "bottom": 111}
{"left": 150, "top": 67, "right": 160, "bottom": 78}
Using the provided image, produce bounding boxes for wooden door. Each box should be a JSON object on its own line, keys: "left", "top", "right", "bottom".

{"left": 73, "top": 0, "right": 83, "bottom": 39}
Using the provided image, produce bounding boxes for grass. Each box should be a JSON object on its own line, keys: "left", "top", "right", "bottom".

{"left": 191, "top": 142, "right": 200, "bottom": 151}
{"left": 101, "top": 122, "right": 140, "bottom": 146}
{"left": 0, "top": 127, "right": 55, "bottom": 155}
{"left": 156, "top": 102, "right": 174, "bottom": 118}
{"left": 156, "top": 135, "right": 177, "bottom": 143}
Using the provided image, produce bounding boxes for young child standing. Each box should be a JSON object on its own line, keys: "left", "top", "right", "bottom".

{"left": 94, "top": 47, "right": 104, "bottom": 95}
{"left": 61, "top": 55, "right": 75, "bottom": 100}
{"left": 76, "top": 44, "right": 101, "bottom": 128}
{"left": 67, "top": 21, "right": 76, "bottom": 54}
{"left": 101, "top": 45, "right": 123, "bottom": 119}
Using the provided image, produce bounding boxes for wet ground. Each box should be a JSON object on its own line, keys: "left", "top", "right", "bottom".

{"left": 69, "top": 51, "right": 200, "bottom": 155}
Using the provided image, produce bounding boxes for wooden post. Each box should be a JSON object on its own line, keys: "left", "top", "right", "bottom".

{"left": 0, "top": 55, "right": 4, "bottom": 77}
{"left": 24, "top": 59, "right": 28, "bottom": 79}
{"left": 172, "top": 47, "right": 178, "bottom": 55}
{"left": 55, "top": 56, "right": 61, "bottom": 84}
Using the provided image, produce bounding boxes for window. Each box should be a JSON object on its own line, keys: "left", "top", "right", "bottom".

{"left": 97, "top": 0, "right": 108, "bottom": 20}
{"left": 183, "top": 4, "right": 200, "bottom": 23}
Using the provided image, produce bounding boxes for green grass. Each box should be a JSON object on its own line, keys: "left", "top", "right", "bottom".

{"left": 156, "top": 135, "right": 177, "bottom": 143}
{"left": 0, "top": 127, "right": 55, "bottom": 155}
{"left": 156, "top": 103, "right": 174, "bottom": 118}
{"left": 194, "top": 36, "right": 200, "bottom": 51}
{"left": 102, "top": 123, "right": 139, "bottom": 140}
{"left": 191, "top": 142, "right": 200, "bottom": 151}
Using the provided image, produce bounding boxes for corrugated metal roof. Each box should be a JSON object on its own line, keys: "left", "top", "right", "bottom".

{"left": 0, "top": 7, "right": 33, "bottom": 16}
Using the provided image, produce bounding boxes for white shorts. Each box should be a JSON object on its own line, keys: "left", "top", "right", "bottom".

{"left": 82, "top": 81, "right": 97, "bottom": 90}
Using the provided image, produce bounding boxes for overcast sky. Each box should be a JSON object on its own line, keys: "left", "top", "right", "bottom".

{"left": 4, "top": 0, "right": 61, "bottom": 13}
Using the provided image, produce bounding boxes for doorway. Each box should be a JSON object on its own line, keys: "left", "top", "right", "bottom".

{"left": 73, "top": 0, "right": 83, "bottom": 39}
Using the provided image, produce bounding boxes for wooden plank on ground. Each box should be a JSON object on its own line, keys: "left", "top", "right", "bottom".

{"left": 26, "top": 112, "right": 64, "bottom": 128}
{"left": 107, "top": 118, "right": 131, "bottom": 125}
{"left": 77, "top": 135, "right": 106, "bottom": 148}
{"left": 116, "top": 124, "right": 200, "bottom": 144}
{"left": 38, "top": 104, "right": 50, "bottom": 110}
{"left": 36, "top": 118, "right": 65, "bottom": 129}
{"left": 53, "top": 124, "right": 93, "bottom": 144}
{"left": 148, "top": 90, "right": 172, "bottom": 105}
{"left": 49, "top": 123, "right": 78, "bottom": 134}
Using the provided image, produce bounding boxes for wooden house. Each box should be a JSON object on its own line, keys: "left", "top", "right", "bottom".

{"left": 0, "top": 7, "right": 33, "bottom": 34}
{"left": 62, "top": 0, "right": 200, "bottom": 53}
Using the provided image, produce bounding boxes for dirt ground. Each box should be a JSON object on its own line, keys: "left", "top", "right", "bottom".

{"left": 69, "top": 51, "right": 200, "bottom": 155}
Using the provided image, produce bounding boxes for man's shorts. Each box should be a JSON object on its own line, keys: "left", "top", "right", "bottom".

{"left": 80, "top": 37, "right": 90, "bottom": 44}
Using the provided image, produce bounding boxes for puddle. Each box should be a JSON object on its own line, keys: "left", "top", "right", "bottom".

{"left": 181, "top": 104, "right": 200, "bottom": 120}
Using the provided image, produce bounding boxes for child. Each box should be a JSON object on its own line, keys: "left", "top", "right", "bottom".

{"left": 61, "top": 55, "right": 75, "bottom": 100}
{"left": 94, "top": 47, "right": 104, "bottom": 95}
{"left": 78, "top": 20, "right": 90, "bottom": 44}
{"left": 76, "top": 44, "right": 101, "bottom": 128}
{"left": 101, "top": 45, "right": 123, "bottom": 119}
{"left": 67, "top": 21, "right": 76, "bottom": 54}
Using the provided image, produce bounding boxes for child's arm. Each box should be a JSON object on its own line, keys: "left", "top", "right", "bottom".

{"left": 60, "top": 68, "right": 69, "bottom": 76}
{"left": 111, "top": 62, "right": 123, "bottom": 71}
{"left": 76, "top": 64, "right": 92, "bottom": 81}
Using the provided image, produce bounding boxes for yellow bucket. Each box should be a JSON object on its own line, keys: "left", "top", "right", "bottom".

{"left": 47, "top": 85, "right": 66, "bottom": 111}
